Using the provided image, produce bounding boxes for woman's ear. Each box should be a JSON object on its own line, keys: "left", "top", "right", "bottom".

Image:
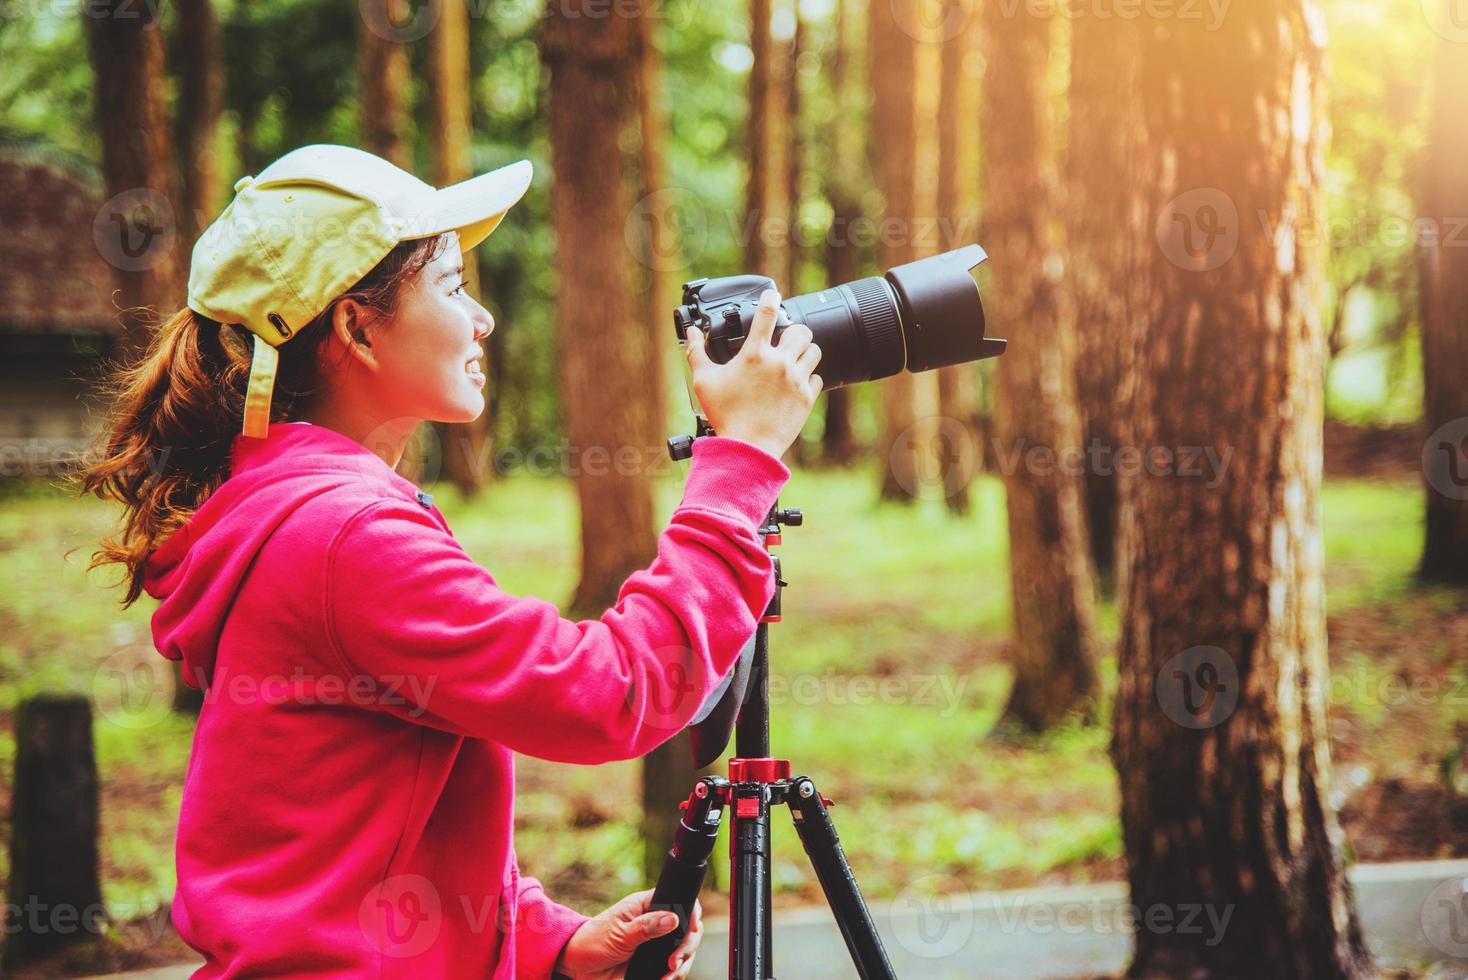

{"left": 330, "top": 299, "right": 380, "bottom": 371}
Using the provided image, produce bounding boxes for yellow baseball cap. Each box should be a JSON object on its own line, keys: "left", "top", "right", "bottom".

{"left": 186, "top": 143, "right": 533, "bottom": 438}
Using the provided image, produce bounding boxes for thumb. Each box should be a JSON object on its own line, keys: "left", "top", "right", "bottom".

{"left": 685, "top": 326, "right": 711, "bottom": 368}
{"left": 630, "top": 911, "right": 679, "bottom": 944}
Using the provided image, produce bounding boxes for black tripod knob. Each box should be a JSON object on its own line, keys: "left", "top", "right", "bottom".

{"left": 667, "top": 435, "right": 695, "bottom": 461}
{"left": 774, "top": 508, "right": 802, "bottom": 526}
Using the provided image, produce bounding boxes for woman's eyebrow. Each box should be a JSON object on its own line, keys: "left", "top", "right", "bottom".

{"left": 436, "top": 264, "right": 465, "bottom": 284}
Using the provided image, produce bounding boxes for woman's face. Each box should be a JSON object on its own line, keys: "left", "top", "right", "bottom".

{"left": 363, "top": 236, "right": 494, "bottom": 425}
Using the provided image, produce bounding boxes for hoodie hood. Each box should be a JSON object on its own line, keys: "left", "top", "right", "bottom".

{"left": 143, "top": 421, "right": 428, "bottom": 687}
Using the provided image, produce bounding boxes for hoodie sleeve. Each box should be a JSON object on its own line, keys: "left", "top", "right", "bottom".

{"left": 323, "top": 435, "right": 789, "bottom": 763}
{"left": 513, "top": 872, "right": 587, "bottom": 979}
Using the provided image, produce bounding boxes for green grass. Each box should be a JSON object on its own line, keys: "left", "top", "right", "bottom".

{"left": 0, "top": 468, "right": 1435, "bottom": 921}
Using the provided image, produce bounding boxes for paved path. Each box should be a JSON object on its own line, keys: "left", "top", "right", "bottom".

{"left": 82, "top": 860, "right": 1468, "bottom": 979}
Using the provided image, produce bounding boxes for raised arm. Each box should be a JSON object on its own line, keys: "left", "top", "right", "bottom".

{"left": 324, "top": 435, "right": 788, "bottom": 763}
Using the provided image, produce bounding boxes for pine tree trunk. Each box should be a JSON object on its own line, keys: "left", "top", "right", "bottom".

{"left": 430, "top": 0, "right": 491, "bottom": 499}
{"left": 869, "top": 0, "right": 921, "bottom": 502}
{"left": 83, "top": 0, "right": 183, "bottom": 360}
{"left": 1418, "top": 31, "right": 1468, "bottom": 583}
{"left": 173, "top": 0, "right": 223, "bottom": 248}
{"left": 1067, "top": 14, "right": 1138, "bottom": 584}
{"left": 543, "top": 3, "right": 660, "bottom": 620}
{"left": 746, "top": 0, "right": 793, "bottom": 287}
{"left": 357, "top": 0, "right": 412, "bottom": 169}
{"left": 935, "top": 1, "right": 982, "bottom": 515}
{"left": 633, "top": 0, "right": 672, "bottom": 434}
{"left": 820, "top": 0, "right": 862, "bottom": 466}
{"left": 786, "top": 9, "right": 804, "bottom": 297}
{"left": 981, "top": 1, "right": 1098, "bottom": 731}
{"left": 1113, "top": 0, "right": 1372, "bottom": 973}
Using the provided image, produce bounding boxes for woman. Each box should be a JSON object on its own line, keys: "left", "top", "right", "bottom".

{"left": 79, "top": 144, "right": 823, "bottom": 979}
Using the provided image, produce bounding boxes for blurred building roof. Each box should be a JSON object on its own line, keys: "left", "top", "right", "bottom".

{"left": 0, "top": 136, "right": 120, "bottom": 336}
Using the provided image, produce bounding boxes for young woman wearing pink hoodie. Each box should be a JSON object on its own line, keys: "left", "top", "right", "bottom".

{"left": 79, "top": 145, "right": 823, "bottom": 979}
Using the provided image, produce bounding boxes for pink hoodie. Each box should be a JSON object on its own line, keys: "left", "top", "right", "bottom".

{"left": 143, "top": 421, "right": 790, "bottom": 978}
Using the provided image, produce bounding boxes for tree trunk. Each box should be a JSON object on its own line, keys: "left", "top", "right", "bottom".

{"left": 543, "top": 3, "right": 660, "bottom": 620}
{"left": 820, "top": 0, "right": 863, "bottom": 466}
{"left": 786, "top": 8, "right": 804, "bottom": 297}
{"left": 430, "top": 0, "right": 491, "bottom": 499}
{"left": 1067, "top": 12, "right": 1139, "bottom": 585}
{"left": 981, "top": 1, "right": 1098, "bottom": 731}
{"left": 1112, "top": 0, "right": 1372, "bottom": 973}
{"left": 935, "top": 0, "right": 982, "bottom": 515}
{"left": 745, "top": 0, "right": 793, "bottom": 286}
{"left": 357, "top": 0, "right": 412, "bottom": 169}
{"left": 83, "top": 0, "right": 183, "bottom": 361}
{"left": 3, "top": 695, "right": 105, "bottom": 967}
{"left": 1418, "top": 29, "right": 1468, "bottom": 583}
{"left": 173, "top": 0, "right": 223, "bottom": 248}
{"left": 869, "top": 0, "right": 921, "bottom": 502}
{"left": 633, "top": 0, "right": 672, "bottom": 432}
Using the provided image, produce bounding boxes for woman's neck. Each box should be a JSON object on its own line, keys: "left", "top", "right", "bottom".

{"left": 296, "top": 400, "right": 421, "bottom": 471}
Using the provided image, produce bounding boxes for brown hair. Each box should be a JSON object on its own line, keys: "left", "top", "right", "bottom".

{"left": 74, "top": 233, "right": 451, "bottom": 608}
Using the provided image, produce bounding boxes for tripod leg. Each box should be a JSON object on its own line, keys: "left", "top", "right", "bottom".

{"left": 730, "top": 783, "right": 771, "bottom": 980}
{"left": 627, "top": 778, "right": 725, "bottom": 980}
{"left": 787, "top": 777, "right": 898, "bottom": 980}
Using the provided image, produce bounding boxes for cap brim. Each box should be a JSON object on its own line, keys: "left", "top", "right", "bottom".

{"left": 411, "top": 159, "right": 533, "bottom": 252}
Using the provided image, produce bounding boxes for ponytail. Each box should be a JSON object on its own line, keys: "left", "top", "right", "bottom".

{"left": 74, "top": 232, "right": 450, "bottom": 607}
{"left": 72, "top": 308, "right": 323, "bottom": 606}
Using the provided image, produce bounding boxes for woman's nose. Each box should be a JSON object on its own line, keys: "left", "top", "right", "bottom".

{"left": 473, "top": 307, "right": 495, "bottom": 342}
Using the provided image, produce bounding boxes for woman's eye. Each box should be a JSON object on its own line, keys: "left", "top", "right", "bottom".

{"left": 451, "top": 281, "right": 467, "bottom": 296}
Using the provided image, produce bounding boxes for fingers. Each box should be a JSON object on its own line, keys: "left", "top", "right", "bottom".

{"left": 684, "top": 326, "right": 711, "bottom": 370}
{"left": 774, "top": 321, "right": 813, "bottom": 351}
{"left": 743, "top": 288, "right": 782, "bottom": 351}
{"left": 664, "top": 905, "right": 703, "bottom": 980}
{"left": 794, "top": 342, "right": 822, "bottom": 375}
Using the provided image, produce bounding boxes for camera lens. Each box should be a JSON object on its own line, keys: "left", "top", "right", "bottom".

{"left": 779, "top": 244, "right": 1004, "bottom": 387}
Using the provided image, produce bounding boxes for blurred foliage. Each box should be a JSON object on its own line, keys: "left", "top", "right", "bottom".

{"left": 1321, "top": 0, "right": 1431, "bottom": 424}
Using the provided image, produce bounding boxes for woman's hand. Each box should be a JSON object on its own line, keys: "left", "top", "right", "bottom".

{"left": 685, "top": 287, "right": 823, "bottom": 460}
{"left": 554, "top": 889, "right": 703, "bottom": 980}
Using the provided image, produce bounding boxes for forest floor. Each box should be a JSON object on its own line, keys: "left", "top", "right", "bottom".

{"left": 0, "top": 422, "right": 1461, "bottom": 975}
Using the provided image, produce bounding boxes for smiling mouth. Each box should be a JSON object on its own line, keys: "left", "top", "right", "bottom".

{"left": 465, "top": 358, "right": 486, "bottom": 386}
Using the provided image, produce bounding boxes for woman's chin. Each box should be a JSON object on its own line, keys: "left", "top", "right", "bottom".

{"left": 438, "top": 391, "right": 486, "bottom": 425}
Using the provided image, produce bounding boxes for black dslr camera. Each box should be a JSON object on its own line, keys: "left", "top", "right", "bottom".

{"left": 673, "top": 243, "right": 1005, "bottom": 389}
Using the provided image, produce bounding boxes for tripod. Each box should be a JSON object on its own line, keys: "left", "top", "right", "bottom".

{"left": 628, "top": 431, "right": 898, "bottom": 980}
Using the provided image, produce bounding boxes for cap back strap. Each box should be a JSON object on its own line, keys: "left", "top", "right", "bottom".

{"left": 243, "top": 333, "right": 279, "bottom": 439}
